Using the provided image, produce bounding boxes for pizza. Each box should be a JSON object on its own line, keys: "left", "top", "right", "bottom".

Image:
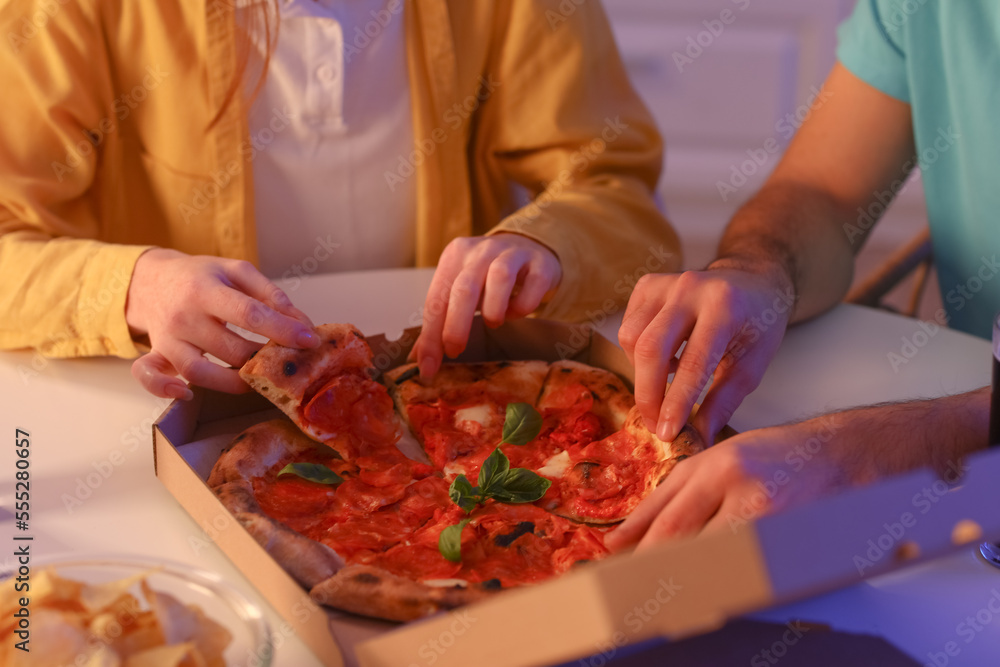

{"left": 208, "top": 323, "right": 704, "bottom": 622}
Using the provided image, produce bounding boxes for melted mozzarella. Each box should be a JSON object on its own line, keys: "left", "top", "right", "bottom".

{"left": 537, "top": 451, "right": 571, "bottom": 479}
{"left": 455, "top": 404, "right": 493, "bottom": 429}
{"left": 443, "top": 461, "right": 468, "bottom": 478}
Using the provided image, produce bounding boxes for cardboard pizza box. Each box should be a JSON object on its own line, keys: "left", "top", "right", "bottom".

{"left": 152, "top": 318, "right": 1000, "bottom": 667}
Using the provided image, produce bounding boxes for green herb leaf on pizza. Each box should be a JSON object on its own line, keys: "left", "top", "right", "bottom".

{"left": 478, "top": 447, "right": 511, "bottom": 496}
{"left": 439, "top": 518, "right": 471, "bottom": 563}
{"left": 501, "top": 402, "right": 543, "bottom": 446}
{"left": 277, "top": 462, "right": 343, "bottom": 485}
{"left": 491, "top": 468, "right": 551, "bottom": 504}
{"left": 448, "top": 475, "right": 480, "bottom": 513}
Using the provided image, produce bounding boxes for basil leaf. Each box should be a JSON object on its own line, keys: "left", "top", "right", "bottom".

{"left": 491, "top": 468, "right": 552, "bottom": 503}
{"left": 478, "top": 447, "right": 511, "bottom": 495}
{"left": 501, "top": 403, "right": 543, "bottom": 446}
{"left": 438, "top": 518, "right": 471, "bottom": 563}
{"left": 448, "top": 475, "right": 479, "bottom": 514}
{"left": 277, "top": 462, "right": 343, "bottom": 485}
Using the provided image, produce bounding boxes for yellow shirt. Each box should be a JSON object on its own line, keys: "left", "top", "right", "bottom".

{"left": 0, "top": 0, "right": 680, "bottom": 358}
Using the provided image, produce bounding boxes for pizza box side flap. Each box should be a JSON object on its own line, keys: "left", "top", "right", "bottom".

{"left": 756, "top": 446, "right": 1000, "bottom": 602}
{"left": 355, "top": 527, "right": 774, "bottom": 667}
{"left": 153, "top": 395, "right": 347, "bottom": 667}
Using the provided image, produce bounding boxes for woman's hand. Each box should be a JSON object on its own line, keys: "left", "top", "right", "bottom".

{"left": 125, "top": 249, "right": 319, "bottom": 399}
{"left": 412, "top": 233, "right": 562, "bottom": 379}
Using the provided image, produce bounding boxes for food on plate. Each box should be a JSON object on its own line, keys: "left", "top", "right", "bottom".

{"left": 212, "top": 323, "right": 705, "bottom": 621}
{"left": 0, "top": 567, "right": 231, "bottom": 667}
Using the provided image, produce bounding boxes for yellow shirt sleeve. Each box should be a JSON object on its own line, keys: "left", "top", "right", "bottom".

{"left": 0, "top": 1, "right": 150, "bottom": 358}
{"left": 481, "top": 0, "right": 681, "bottom": 321}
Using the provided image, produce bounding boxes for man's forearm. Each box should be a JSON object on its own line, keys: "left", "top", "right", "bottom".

{"left": 711, "top": 181, "right": 858, "bottom": 324}
{"left": 828, "top": 387, "right": 990, "bottom": 484}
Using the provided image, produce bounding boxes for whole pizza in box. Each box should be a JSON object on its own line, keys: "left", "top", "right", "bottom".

{"left": 207, "top": 324, "right": 704, "bottom": 622}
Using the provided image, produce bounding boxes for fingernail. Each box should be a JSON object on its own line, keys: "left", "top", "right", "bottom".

{"left": 166, "top": 384, "right": 194, "bottom": 401}
{"left": 297, "top": 330, "right": 319, "bottom": 348}
{"left": 657, "top": 419, "right": 673, "bottom": 442}
{"left": 419, "top": 357, "right": 436, "bottom": 380}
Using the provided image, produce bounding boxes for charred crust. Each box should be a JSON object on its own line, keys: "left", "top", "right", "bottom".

{"left": 605, "top": 383, "right": 619, "bottom": 392}
{"left": 352, "top": 330, "right": 363, "bottom": 338}
{"left": 573, "top": 560, "right": 591, "bottom": 567}
{"left": 283, "top": 361, "right": 298, "bottom": 376}
{"left": 481, "top": 578, "right": 502, "bottom": 590}
{"left": 494, "top": 521, "right": 535, "bottom": 547}
{"left": 247, "top": 350, "right": 258, "bottom": 360}
{"left": 560, "top": 367, "right": 572, "bottom": 374}
{"left": 497, "top": 360, "right": 511, "bottom": 368}
{"left": 353, "top": 572, "right": 380, "bottom": 585}
{"left": 590, "top": 390, "right": 599, "bottom": 400}
{"left": 329, "top": 339, "right": 338, "bottom": 347}
{"left": 674, "top": 454, "right": 690, "bottom": 463}
{"left": 233, "top": 433, "right": 247, "bottom": 443}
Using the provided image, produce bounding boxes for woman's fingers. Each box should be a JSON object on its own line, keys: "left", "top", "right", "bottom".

{"left": 131, "top": 351, "right": 191, "bottom": 400}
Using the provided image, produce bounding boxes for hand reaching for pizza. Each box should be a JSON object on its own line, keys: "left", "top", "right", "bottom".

{"left": 125, "top": 249, "right": 319, "bottom": 399}
{"left": 605, "top": 415, "right": 848, "bottom": 551}
{"left": 412, "top": 233, "right": 562, "bottom": 379}
{"left": 617, "top": 262, "right": 795, "bottom": 445}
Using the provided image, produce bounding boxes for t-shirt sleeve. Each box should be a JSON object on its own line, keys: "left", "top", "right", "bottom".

{"left": 836, "top": 0, "right": 910, "bottom": 102}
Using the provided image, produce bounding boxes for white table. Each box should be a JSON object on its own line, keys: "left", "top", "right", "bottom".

{"left": 1, "top": 268, "right": 995, "bottom": 666}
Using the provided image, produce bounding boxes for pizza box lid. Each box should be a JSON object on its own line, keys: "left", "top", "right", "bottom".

{"left": 152, "top": 317, "right": 1000, "bottom": 667}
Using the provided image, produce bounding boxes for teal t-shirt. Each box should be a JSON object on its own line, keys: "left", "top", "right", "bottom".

{"left": 837, "top": 0, "right": 1000, "bottom": 338}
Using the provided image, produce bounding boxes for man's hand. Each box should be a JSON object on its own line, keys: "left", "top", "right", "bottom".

{"left": 606, "top": 388, "right": 989, "bottom": 552}
{"left": 412, "top": 233, "right": 561, "bottom": 379}
{"left": 125, "top": 249, "right": 319, "bottom": 399}
{"left": 606, "top": 415, "right": 848, "bottom": 552}
{"left": 618, "top": 262, "right": 794, "bottom": 444}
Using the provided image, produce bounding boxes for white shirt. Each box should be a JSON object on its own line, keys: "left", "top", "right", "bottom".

{"left": 245, "top": 0, "right": 417, "bottom": 281}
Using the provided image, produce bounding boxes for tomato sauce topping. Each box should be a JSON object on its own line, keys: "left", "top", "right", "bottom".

{"left": 371, "top": 503, "right": 608, "bottom": 588}
{"left": 561, "top": 432, "right": 657, "bottom": 521}
{"left": 303, "top": 373, "right": 399, "bottom": 451}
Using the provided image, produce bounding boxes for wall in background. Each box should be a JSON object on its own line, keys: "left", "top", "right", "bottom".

{"left": 603, "top": 0, "right": 930, "bottom": 292}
